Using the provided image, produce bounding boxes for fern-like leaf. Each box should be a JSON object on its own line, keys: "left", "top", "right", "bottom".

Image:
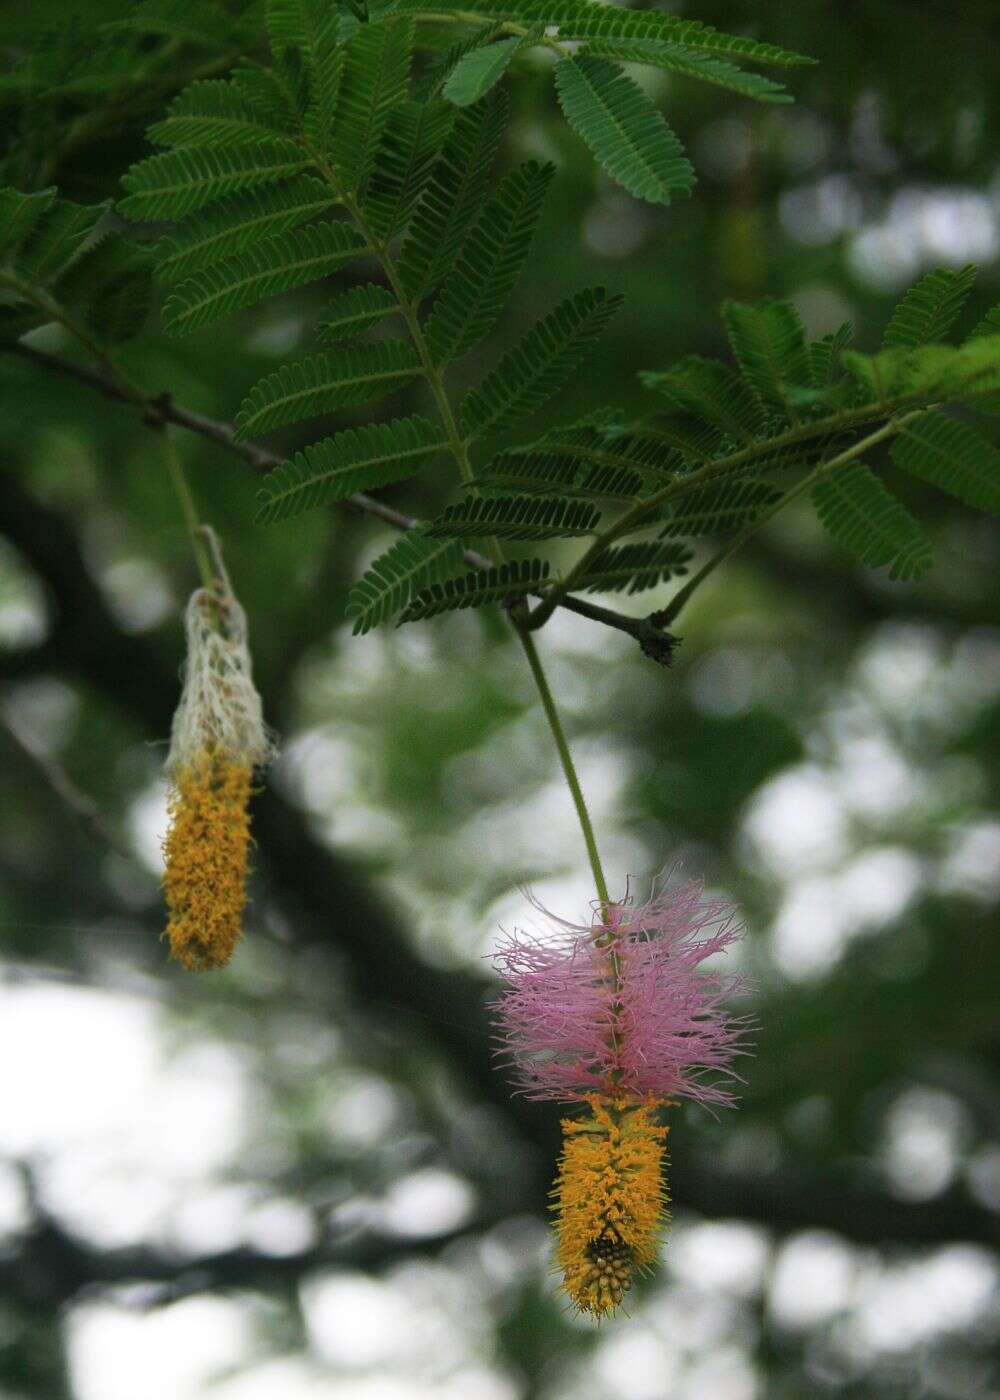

{"left": 331, "top": 17, "right": 414, "bottom": 193}
{"left": 426, "top": 494, "right": 602, "bottom": 540}
{"left": 843, "top": 338, "right": 1000, "bottom": 407}
{"left": 256, "top": 415, "right": 446, "bottom": 521}
{"left": 460, "top": 286, "right": 622, "bottom": 437}
{"left": 12, "top": 197, "right": 108, "bottom": 282}
{"left": 554, "top": 55, "right": 694, "bottom": 205}
{"left": 347, "top": 529, "right": 466, "bottom": 634}
{"left": 425, "top": 161, "right": 553, "bottom": 365}
{"left": 363, "top": 99, "right": 455, "bottom": 240}
{"left": 154, "top": 176, "right": 336, "bottom": 284}
{"left": 811, "top": 462, "right": 932, "bottom": 580}
{"left": 399, "top": 558, "right": 551, "bottom": 621}
{"left": 318, "top": 283, "right": 399, "bottom": 339}
{"left": 103, "top": 0, "right": 244, "bottom": 48}
{"left": 119, "top": 140, "right": 310, "bottom": 221}
{"left": 57, "top": 238, "right": 154, "bottom": 344}
{"left": 163, "top": 220, "right": 367, "bottom": 334}
{"left": 425, "top": 2, "right": 815, "bottom": 67}
{"left": 265, "top": 0, "right": 345, "bottom": 55}
{"left": 722, "top": 298, "right": 812, "bottom": 420}
{"left": 148, "top": 79, "right": 287, "bottom": 148}
{"left": 577, "top": 540, "right": 692, "bottom": 595}
{"left": 578, "top": 40, "right": 791, "bottom": 102}
{"left": 809, "top": 321, "right": 853, "bottom": 386}
{"left": 644, "top": 355, "right": 766, "bottom": 443}
{"left": 891, "top": 410, "right": 1000, "bottom": 513}
{"left": 524, "top": 422, "right": 685, "bottom": 481}
{"left": 0, "top": 187, "right": 57, "bottom": 257}
{"left": 471, "top": 450, "right": 645, "bottom": 505}
{"left": 882, "top": 264, "right": 977, "bottom": 350}
{"left": 658, "top": 479, "right": 781, "bottom": 536}
{"left": 235, "top": 341, "right": 420, "bottom": 439}
{"left": 228, "top": 66, "right": 301, "bottom": 133}
{"left": 968, "top": 305, "right": 1000, "bottom": 341}
{"left": 399, "top": 90, "right": 507, "bottom": 298}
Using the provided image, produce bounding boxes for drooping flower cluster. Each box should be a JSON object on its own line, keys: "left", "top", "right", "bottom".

{"left": 162, "top": 575, "right": 273, "bottom": 970}
{"left": 493, "top": 881, "right": 749, "bottom": 1317}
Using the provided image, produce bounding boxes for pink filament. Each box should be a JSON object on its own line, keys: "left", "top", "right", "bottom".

{"left": 493, "top": 881, "right": 751, "bottom": 1105}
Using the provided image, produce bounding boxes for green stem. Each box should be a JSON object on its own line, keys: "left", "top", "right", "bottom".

{"left": 516, "top": 625, "right": 611, "bottom": 910}
{"left": 657, "top": 410, "right": 919, "bottom": 626}
{"left": 159, "top": 429, "right": 215, "bottom": 589}
{"left": 331, "top": 172, "right": 606, "bottom": 902}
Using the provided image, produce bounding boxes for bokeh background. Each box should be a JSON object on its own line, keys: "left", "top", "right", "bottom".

{"left": 2, "top": 2, "right": 999, "bottom": 1397}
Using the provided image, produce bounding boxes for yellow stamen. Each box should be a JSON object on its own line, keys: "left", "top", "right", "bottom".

{"left": 163, "top": 748, "right": 253, "bottom": 970}
{"left": 552, "top": 1094, "right": 669, "bottom": 1317}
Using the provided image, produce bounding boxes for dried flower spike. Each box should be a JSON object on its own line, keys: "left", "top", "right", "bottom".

{"left": 162, "top": 564, "right": 273, "bottom": 970}
{"left": 494, "top": 881, "right": 750, "bottom": 1316}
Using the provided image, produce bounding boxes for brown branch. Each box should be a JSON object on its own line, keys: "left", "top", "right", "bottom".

{"left": 4, "top": 341, "right": 679, "bottom": 659}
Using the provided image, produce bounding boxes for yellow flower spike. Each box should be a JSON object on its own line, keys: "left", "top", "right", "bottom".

{"left": 162, "top": 549, "right": 274, "bottom": 971}
{"left": 552, "top": 1095, "right": 669, "bottom": 1317}
{"left": 163, "top": 750, "right": 253, "bottom": 969}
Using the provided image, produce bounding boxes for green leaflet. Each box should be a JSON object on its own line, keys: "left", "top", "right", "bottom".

{"left": 658, "top": 479, "right": 781, "bottom": 536}
{"left": 256, "top": 415, "right": 447, "bottom": 521}
{"left": 891, "top": 410, "right": 1000, "bottom": 513}
{"left": 882, "top": 264, "right": 977, "bottom": 350}
{"left": 119, "top": 140, "right": 310, "bottom": 221}
{"left": 425, "top": 161, "right": 554, "bottom": 365}
{"left": 235, "top": 341, "right": 421, "bottom": 439}
{"left": 318, "top": 284, "right": 399, "bottom": 339}
{"left": 426, "top": 494, "right": 602, "bottom": 540}
{"left": 154, "top": 176, "right": 337, "bottom": 284}
{"left": 442, "top": 30, "right": 541, "bottom": 106}
{"left": 347, "top": 530, "right": 467, "bottom": 634}
{"left": 721, "top": 298, "right": 812, "bottom": 420}
{"left": 577, "top": 541, "right": 692, "bottom": 595}
{"left": 399, "top": 90, "right": 507, "bottom": 298}
{"left": 577, "top": 40, "right": 791, "bottom": 103}
{"left": 148, "top": 79, "right": 289, "bottom": 148}
{"left": 554, "top": 55, "right": 694, "bottom": 205}
{"left": 399, "top": 558, "right": 552, "bottom": 622}
{"left": 811, "top": 461, "right": 932, "bottom": 581}
{"left": 163, "top": 220, "right": 368, "bottom": 334}
{"left": 331, "top": 17, "right": 415, "bottom": 193}
{"left": 460, "top": 286, "right": 623, "bottom": 437}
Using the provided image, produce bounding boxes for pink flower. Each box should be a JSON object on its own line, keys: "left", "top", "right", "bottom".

{"left": 492, "top": 881, "right": 751, "bottom": 1106}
